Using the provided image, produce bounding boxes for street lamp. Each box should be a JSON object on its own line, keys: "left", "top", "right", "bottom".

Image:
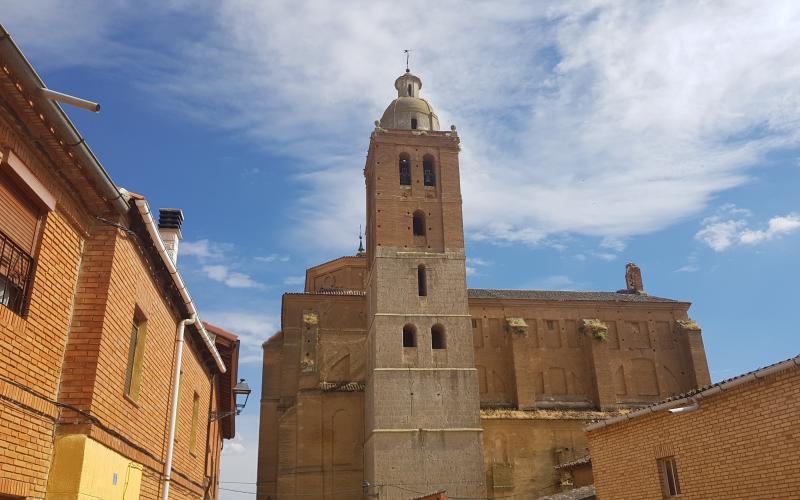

{"left": 232, "top": 379, "right": 251, "bottom": 414}
{"left": 210, "top": 378, "right": 251, "bottom": 421}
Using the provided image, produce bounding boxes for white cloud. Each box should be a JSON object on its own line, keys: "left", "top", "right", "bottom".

{"left": 695, "top": 220, "right": 747, "bottom": 252}
{"left": 255, "top": 253, "right": 290, "bottom": 263}
{"left": 283, "top": 276, "right": 305, "bottom": 286}
{"left": 739, "top": 214, "right": 800, "bottom": 245}
{"left": 202, "top": 265, "right": 262, "bottom": 289}
{"left": 593, "top": 252, "right": 618, "bottom": 262}
{"left": 675, "top": 252, "right": 700, "bottom": 273}
{"left": 695, "top": 207, "right": 800, "bottom": 251}
{"left": 8, "top": 3, "right": 800, "bottom": 253}
{"left": 181, "top": 239, "right": 227, "bottom": 260}
{"left": 599, "top": 237, "right": 626, "bottom": 252}
{"left": 466, "top": 257, "right": 492, "bottom": 276}
{"left": 203, "top": 310, "right": 279, "bottom": 364}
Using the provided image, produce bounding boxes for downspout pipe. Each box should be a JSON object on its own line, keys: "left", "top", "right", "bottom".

{"left": 162, "top": 315, "right": 196, "bottom": 500}
{"left": 134, "top": 199, "right": 225, "bottom": 372}
{"left": 0, "top": 25, "right": 128, "bottom": 215}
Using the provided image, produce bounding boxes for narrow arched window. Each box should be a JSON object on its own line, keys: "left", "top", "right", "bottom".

{"left": 411, "top": 118, "right": 418, "bottom": 130}
{"left": 399, "top": 153, "right": 411, "bottom": 186}
{"left": 403, "top": 324, "right": 417, "bottom": 347}
{"left": 423, "top": 155, "right": 435, "bottom": 187}
{"left": 431, "top": 324, "right": 446, "bottom": 349}
{"left": 407, "top": 84, "right": 412, "bottom": 96}
{"left": 417, "top": 265, "right": 427, "bottom": 296}
{"left": 412, "top": 211, "right": 425, "bottom": 236}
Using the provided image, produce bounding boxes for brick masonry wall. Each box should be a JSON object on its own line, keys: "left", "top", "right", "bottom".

{"left": 60, "top": 225, "right": 215, "bottom": 496}
{"left": 0, "top": 203, "right": 84, "bottom": 497}
{"left": 1, "top": 60, "right": 226, "bottom": 499}
{"left": 589, "top": 366, "right": 800, "bottom": 499}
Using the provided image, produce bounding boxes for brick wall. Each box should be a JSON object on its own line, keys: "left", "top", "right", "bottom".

{"left": 0, "top": 60, "right": 228, "bottom": 499}
{"left": 0, "top": 131, "right": 86, "bottom": 497}
{"left": 589, "top": 365, "right": 800, "bottom": 499}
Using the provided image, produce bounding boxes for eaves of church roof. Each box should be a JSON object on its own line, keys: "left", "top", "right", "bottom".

{"left": 468, "top": 288, "right": 686, "bottom": 304}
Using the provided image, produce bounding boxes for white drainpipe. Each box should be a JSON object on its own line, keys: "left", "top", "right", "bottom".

{"left": 162, "top": 315, "right": 195, "bottom": 500}
{"left": 132, "top": 198, "right": 226, "bottom": 499}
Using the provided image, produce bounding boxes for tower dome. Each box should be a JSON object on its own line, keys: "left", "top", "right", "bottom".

{"left": 379, "top": 70, "right": 440, "bottom": 131}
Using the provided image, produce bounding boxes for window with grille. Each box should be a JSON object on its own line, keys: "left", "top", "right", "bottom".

{"left": 0, "top": 172, "right": 40, "bottom": 316}
{"left": 423, "top": 155, "right": 436, "bottom": 187}
{"left": 399, "top": 154, "right": 411, "bottom": 186}
{"left": 658, "top": 457, "right": 681, "bottom": 497}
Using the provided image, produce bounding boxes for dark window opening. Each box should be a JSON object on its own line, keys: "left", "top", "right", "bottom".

{"left": 407, "top": 84, "right": 412, "bottom": 96}
{"left": 431, "top": 324, "right": 446, "bottom": 349}
{"left": 0, "top": 230, "right": 34, "bottom": 316}
{"left": 411, "top": 118, "right": 418, "bottom": 130}
{"left": 417, "top": 265, "right": 427, "bottom": 296}
{"left": 471, "top": 319, "right": 478, "bottom": 328}
{"left": 403, "top": 324, "right": 417, "bottom": 347}
{"left": 412, "top": 211, "right": 426, "bottom": 236}
{"left": 399, "top": 154, "right": 411, "bottom": 186}
{"left": 423, "top": 156, "right": 435, "bottom": 186}
{"left": 658, "top": 457, "right": 681, "bottom": 497}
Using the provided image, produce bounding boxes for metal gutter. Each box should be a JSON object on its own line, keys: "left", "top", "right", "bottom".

{"left": 134, "top": 199, "right": 226, "bottom": 372}
{"left": 0, "top": 24, "right": 128, "bottom": 214}
{"left": 586, "top": 354, "right": 800, "bottom": 431}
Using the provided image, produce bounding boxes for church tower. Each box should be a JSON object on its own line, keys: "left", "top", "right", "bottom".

{"left": 363, "top": 70, "right": 486, "bottom": 498}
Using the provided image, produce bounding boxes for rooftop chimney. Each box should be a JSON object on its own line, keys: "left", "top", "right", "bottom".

{"left": 158, "top": 208, "right": 184, "bottom": 264}
{"left": 625, "top": 262, "right": 644, "bottom": 294}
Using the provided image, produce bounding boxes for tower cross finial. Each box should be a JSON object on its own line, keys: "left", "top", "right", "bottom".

{"left": 404, "top": 49, "right": 411, "bottom": 73}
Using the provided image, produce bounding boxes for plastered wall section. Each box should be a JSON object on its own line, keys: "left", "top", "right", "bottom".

{"left": 588, "top": 366, "right": 800, "bottom": 499}
{"left": 481, "top": 415, "right": 594, "bottom": 497}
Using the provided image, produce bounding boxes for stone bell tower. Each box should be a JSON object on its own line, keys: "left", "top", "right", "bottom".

{"left": 363, "top": 70, "right": 486, "bottom": 499}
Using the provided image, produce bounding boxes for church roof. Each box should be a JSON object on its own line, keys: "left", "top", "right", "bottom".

{"left": 468, "top": 288, "right": 682, "bottom": 303}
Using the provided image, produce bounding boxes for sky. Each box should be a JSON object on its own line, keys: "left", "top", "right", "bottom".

{"left": 4, "top": 1, "right": 800, "bottom": 497}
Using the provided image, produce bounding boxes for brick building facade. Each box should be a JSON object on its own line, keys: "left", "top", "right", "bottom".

{"left": 0, "top": 25, "right": 240, "bottom": 499}
{"left": 256, "top": 71, "right": 712, "bottom": 499}
{"left": 587, "top": 355, "right": 800, "bottom": 499}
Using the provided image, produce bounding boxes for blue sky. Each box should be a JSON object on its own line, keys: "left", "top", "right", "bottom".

{"left": 5, "top": 2, "right": 799, "bottom": 496}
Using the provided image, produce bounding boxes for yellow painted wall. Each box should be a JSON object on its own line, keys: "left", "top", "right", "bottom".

{"left": 46, "top": 434, "right": 142, "bottom": 500}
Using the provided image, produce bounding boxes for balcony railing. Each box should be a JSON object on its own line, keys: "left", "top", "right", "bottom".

{"left": 0, "top": 229, "right": 34, "bottom": 316}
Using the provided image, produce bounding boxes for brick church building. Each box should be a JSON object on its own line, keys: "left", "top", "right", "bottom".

{"left": 256, "top": 70, "right": 711, "bottom": 499}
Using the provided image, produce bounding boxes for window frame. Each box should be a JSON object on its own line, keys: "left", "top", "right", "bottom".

{"left": 422, "top": 155, "right": 436, "bottom": 187}
{"left": 399, "top": 154, "right": 412, "bottom": 186}
{"left": 657, "top": 456, "right": 682, "bottom": 497}
{"left": 189, "top": 391, "right": 200, "bottom": 455}
{"left": 124, "top": 309, "right": 148, "bottom": 401}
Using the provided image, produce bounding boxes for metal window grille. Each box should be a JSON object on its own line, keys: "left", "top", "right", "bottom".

{"left": 0, "top": 228, "right": 35, "bottom": 316}
{"left": 399, "top": 158, "right": 411, "bottom": 185}
{"left": 423, "top": 160, "right": 436, "bottom": 186}
{"left": 658, "top": 457, "right": 682, "bottom": 497}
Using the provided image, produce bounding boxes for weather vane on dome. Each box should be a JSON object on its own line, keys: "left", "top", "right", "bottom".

{"left": 404, "top": 49, "right": 412, "bottom": 73}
